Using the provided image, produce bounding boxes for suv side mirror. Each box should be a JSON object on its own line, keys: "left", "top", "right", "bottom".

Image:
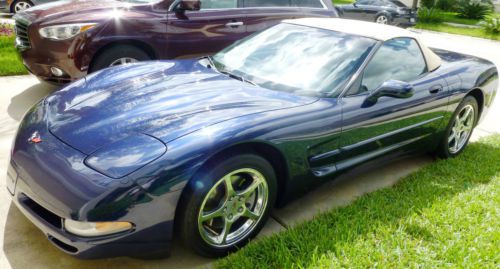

{"left": 364, "top": 80, "right": 414, "bottom": 105}
{"left": 177, "top": 0, "right": 201, "bottom": 12}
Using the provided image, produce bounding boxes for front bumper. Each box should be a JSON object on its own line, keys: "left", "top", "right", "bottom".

{"left": 10, "top": 178, "right": 176, "bottom": 258}
{"left": 393, "top": 15, "right": 417, "bottom": 27}
{"left": 6, "top": 102, "right": 182, "bottom": 258}
{"left": 14, "top": 14, "right": 93, "bottom": 84}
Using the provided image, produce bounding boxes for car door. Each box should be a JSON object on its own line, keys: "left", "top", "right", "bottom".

{"left": 340, "top": 0, "right": 369, "bottom": 20}
{"left": 334, "top": 38, "right": 449, "bottom": 170}
{"left": 165, "top": 0, "right": 247, "bottom": 59}
{"left": 363, "top": 0, "right": 385, "bottom": 20}
{"left": 242, "top": 0, "right": 305, "bottom": 35}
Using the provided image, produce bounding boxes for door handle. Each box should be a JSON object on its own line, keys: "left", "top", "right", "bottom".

{"left": 225, "top": 21, "right": 244, "bottom": 28}
{"left": 429, "top": 86, "right": 442, "bottom": 94}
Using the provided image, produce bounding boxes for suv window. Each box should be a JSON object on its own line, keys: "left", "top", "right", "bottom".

{"left": 244, "top": 0, "right": 324, "bottom": 8}
{"left": 201, "top": 0, "right": 238, "bottom": 9}
{"left": 358, "top": 38, "right": 427, "bottom": 94}
{"left": 356, "top": 0, "right": 373, "bottom": 5}
{"left": 291, "top": 0, "right": 324, "bottom": 8}
{"left": 244, "top": 0, "right": 290, "bottom": 7}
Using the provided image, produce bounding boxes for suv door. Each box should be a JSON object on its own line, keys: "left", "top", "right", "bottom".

{"left": 335, "top": 38, "right": 449, "bottom": 170}
{"left": 165, "top": 0, "right": 247, "bottom": 59}
{"left": 341, "top": 0, "right": 372, "bottom": 20}
{"left": 242, "top": 0, "right": 310, "bottom": 35}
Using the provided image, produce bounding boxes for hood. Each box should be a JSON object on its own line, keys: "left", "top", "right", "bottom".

{"left": 18, "top": 0, "right": 145, "bottom": 24}
{"left": 46, "top": 60, "right": 317, "bottom": 155}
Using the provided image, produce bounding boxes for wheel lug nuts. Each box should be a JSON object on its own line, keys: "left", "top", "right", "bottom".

{"left": 238, "top": 207, "right": 243, "bottom": 212}
{"left": 228, "top": 214, "right": 233, "bottom": 219}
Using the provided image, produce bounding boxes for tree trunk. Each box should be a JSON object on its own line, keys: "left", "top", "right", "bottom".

{"left": 412, "top": 0, "right": 418, "bottom": 8}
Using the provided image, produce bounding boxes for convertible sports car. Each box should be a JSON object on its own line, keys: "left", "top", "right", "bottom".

{"left": 7, "top": 18, "right": 498, "bottom": 259}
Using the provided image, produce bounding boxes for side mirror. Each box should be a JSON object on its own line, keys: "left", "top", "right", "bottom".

{"left": 176, "top": 0, "right": 201, "bottom": 12}
{"left": 365, "top": 80, "right": 414, "bottom": 105}
{"left": 353, "top": 3, "right": 358, "bottom": 7}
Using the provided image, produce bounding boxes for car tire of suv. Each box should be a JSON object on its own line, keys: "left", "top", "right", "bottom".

{"left": 177, "top": 154, "right": 277, "bottom": 257}
{"left": 435, "top": 95, "right": 478, "bottom": 159}
{"left": 90, "top": 45, "right": 151, "bottom": 73}
{"left": 375, "top": 14, "right": 390, "bottom": 24}
{"left": 11, "top": 0, "right": 33, "bottom": 13}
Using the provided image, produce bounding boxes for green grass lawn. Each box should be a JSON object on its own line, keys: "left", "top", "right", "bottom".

{"left": 0, "top": 35, "right": 28, "bottom": 76}
{"left": 333, "top": 0, "right": 354, "bottom": 5}
{"left": 215, "top": 135, "right": 500, "bottom": 268}
{"left": 415, "top": 22, "right": 500, "bottom": 41}
{"left": 440, "top": 11, "right": 481, "bottom": 25}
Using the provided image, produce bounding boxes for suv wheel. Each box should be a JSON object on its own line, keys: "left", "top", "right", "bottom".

{"left": 12, "top": 0, "right": 33, "bottom": 13}
{"left": 90, "top": 45, "right": 151, "bottom": 73}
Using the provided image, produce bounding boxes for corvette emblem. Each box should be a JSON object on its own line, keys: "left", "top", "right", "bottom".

{"left": 28, "top": 132, "right": 42, "bottom": 144}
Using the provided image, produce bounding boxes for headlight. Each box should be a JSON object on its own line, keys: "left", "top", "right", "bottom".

{"left": 64, "top": 219, "right": 133, "bottom": 237}
{"left": 39, "top": 23, "right": 97, "bottom": 40}
{"left": 85, "top": 134, "right": 167, "bottom": 179}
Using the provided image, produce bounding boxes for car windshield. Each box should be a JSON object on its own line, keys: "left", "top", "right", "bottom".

{"left": 212, "top": 23, "right": 377, "bottom": 97}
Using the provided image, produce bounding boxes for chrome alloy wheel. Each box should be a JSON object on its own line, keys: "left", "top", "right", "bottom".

{"left": 376, "top": 15, "right": 389, "bottom": 24}
{"left": 198, "top": 168, "right": 268, "bottom": 248}
{"left": 448, "top": 104, "right": 475, "bottom": 154}
{"left": 109, "top": 57, "right": 139, "bottom": 67}
{"left": 14, "top": 1, "right": 32, "bottom": 13}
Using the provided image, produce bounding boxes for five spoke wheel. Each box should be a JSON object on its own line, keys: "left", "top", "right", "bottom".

{"left": 198, "top": 168, "right": 268, "bottom": 247}
{"left": 448, "top": 104, "right": 474, "bottom": 154}
{"left": 14, "top": 1, "right": 32, "bottom": 13}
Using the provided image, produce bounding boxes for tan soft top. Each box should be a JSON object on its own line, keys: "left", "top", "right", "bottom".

{"left": 284, "top": 18, "right": 442, "bottom": 71}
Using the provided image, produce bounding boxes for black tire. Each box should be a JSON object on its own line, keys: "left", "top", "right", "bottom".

{"left": 89, "top": 45, "right": 151, "bottom": 73}
{"left": 435, "top": 96, "right": 479, "bottom": 158}
{"left": 375, "top": 14, "right": 390, "bottom": 24}
{"left": 177, "top": 154, "right": 277, "bottom": 257}
{"left": 11, "top": 0, "right": 33, "bottom": 13}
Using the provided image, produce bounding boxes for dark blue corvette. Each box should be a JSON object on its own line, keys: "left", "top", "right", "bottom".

{"left": 7, "top": 19, "right": 498, "bottom": 259}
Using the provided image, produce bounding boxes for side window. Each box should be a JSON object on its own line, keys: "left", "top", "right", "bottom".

{"left": 291, "top": 0, "right": 325, "bottom": 8}
{"left": 360, "top": 38, "right": 427, "bottom": 93}
{"left": 244, "top": 0, "right": 290, "bottom": 7}
{"left": 201, "top": 0, "right": 237, "bottom": 9}
{"left": 356, "top": 0, "right": 372, "bottom": 5}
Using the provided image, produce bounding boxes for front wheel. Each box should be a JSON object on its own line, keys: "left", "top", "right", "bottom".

{"left": 11, "top": 0, "right": 33, "bottom": 13}
{"left": 177, "top": 154, "right": 277, "bottom": 257}
{"left": 375, "top": 14, "right": 389, "bottom": 24}
{"left": 436, "top": 96, "right": 478, "bottom": 158}
{"left": 89, "top": 45, "right": 151, "bottom": 73}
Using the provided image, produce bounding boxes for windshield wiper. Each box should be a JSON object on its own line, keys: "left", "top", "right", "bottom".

{"left": 219, "top": 70, "right": 257, "bottom": 86}
{"left": 201, "top": 56, "right": 256, "bottom": 86}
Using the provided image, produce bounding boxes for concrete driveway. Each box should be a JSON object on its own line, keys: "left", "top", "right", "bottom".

{"left": 0, "top": 30, "right": 499, "bottom": 269}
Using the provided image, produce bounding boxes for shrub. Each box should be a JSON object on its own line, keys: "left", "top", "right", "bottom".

{"left": 0, "top": 23, "right": 14, "bottom": 37}
{"left": 436, "top": 0, "right": 459, "bottom": 11}
{"left": 457, "top": 0, "right": 493, "bottom": 20}
{"left": 420, "top": 0, "right": 436, "bottom": 8}
{"left": 418, "top": 7, "right": 444, "bottom": 23}
{"left": 480, "top": 16, "right": 500, "bottom": 33}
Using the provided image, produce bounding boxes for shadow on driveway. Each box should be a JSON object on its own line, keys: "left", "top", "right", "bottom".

{"left": 7, "top": 82, "right": 56, "bottom": 121}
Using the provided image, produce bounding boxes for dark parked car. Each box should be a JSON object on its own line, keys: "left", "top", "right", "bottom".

{"left": 337, "top": 0, "right": 417, "bottom": 27}
{"left": 1, "top": 0, "right": 60, "bottom": 14}
{"left": 8, "top": 18, "right": 498, "bottom": 259}
{"left": 13, "top": 0, "right": 337, "bottom": 84}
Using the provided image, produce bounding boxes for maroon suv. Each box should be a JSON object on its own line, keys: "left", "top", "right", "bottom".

{"left": 14, "top": 0, "right": 337, "bottom": 84}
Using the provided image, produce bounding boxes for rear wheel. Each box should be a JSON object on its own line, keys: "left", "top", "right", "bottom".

{"left": 436, "top": 96, "right": 478, "bottom": 158}
{"left": 177, "top": 154, "right": 277, "bottom": 257}
{"left": 11, "top": 0, "right": 33, "bottom": 13}
{"left": 89, "top": 45, "right": 151, "bottom": 73}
